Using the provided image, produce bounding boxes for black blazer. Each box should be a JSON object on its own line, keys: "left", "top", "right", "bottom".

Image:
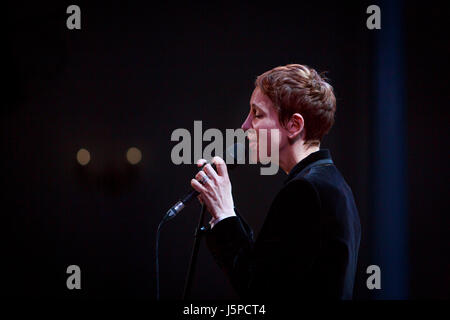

{"left": 205, "top": 149, "right": 361, "bottom": 300}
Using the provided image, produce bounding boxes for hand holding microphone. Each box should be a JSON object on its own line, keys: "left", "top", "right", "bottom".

{"left": 191, "top": 157, "right": 236, "bottom": 225}
{"left": 162, "top": 143, "right": 245, "bottom": 222}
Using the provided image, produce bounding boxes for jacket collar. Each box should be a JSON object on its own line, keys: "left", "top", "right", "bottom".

{"left": 284, "top": 149, "right": 332, "bottom": 185}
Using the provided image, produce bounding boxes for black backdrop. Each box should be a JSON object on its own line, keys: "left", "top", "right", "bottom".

{"left": 3, "top": 1, "right": 448, "bottom": 300}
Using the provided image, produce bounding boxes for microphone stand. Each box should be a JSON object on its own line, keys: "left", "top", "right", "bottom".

{"left": 182, "top": 203, "right": 208, "bottom": 300}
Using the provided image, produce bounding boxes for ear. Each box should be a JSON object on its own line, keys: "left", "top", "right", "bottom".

{"left": 285, "top": 113, "right": 304, "bottom": 140}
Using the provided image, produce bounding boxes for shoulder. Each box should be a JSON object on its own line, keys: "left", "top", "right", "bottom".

{"left": 263, "top": 177, "right": 322, "bottom": 240}
{"left": 271, "top": 178, "right": 321, "bottom": 216}
{"left": 278, "top": 178, "right": 320, "bottom": 202}
{"left": 290, "top": 163, "right": 350, "bottom": 201}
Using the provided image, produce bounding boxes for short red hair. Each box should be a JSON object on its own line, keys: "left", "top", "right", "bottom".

{"left": 255, "top": 64, "right": 336, "bottom": 147}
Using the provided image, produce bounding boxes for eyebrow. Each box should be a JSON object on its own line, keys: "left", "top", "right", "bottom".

{"left": 251, "top": 103, "right": 263, "bottom": 112}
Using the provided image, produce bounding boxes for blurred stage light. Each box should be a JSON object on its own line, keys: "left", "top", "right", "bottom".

{"left": 77, "top": 148, "right": 90, "bottom": 165}
{"left": 126, "top": 147, "right": 142, "bottom": 165}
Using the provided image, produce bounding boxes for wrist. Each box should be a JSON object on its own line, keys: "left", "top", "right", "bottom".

{"left": 210, "top": 209, "right": 236, "bottom": 224}
{"left": 209, "top": 213, "right": 236, "bottom": 229}
{"left": 216, "top": 209, "right": 236, "bottom": 220}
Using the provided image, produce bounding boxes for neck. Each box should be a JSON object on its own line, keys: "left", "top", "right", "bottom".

{"left": 279, "top": 142, "right": 320, "bottom": 174}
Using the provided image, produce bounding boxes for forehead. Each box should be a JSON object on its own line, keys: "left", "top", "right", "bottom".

{"left": 250, "top": 87, "right": 273, "bottom": 110}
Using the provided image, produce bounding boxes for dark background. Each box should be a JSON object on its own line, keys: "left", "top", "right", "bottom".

{"left": 3, "top": 1, "right": 448, "bottom": 300}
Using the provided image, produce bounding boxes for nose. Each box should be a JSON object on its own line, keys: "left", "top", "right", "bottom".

{"left": 241, "top": 114, "right": 252, "bottom": 131}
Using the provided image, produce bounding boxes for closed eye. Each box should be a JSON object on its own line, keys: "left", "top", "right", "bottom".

{"left": 252, "top": 109, "right": 262, "bottom": 118}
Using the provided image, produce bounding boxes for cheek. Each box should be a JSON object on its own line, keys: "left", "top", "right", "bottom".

{"left": 254, "top": 118, "right": 276, "bottom": 134}
{"left": 266, "top": 130, "right": 283, "bottom": 155}
{"left": 256, "top": 118, "right": 281, "bottom": 139}
{"left": 254, "top": 126, "right": 281, "bottom": 153}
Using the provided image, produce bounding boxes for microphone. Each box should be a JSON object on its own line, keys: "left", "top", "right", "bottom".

{"left": 162, "top": 143, "right": 245, "bottom": 223}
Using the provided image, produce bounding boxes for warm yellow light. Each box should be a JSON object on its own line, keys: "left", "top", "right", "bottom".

{"left": 77, "top": 148, "right": 90, "bottom": 165}
{"left": 126, "top": 147, "right": 142, "bottom": 165}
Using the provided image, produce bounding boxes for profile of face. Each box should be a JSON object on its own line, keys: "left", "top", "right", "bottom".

{"left": 241, "top": 87, "right": 289, "bottom": 164}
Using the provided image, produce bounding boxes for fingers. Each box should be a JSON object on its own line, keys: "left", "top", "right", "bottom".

{"left": 195, "top": 170, "right": 209, "bottom": 184}
{"left": 196, "top": 159, "right": 208, "bottom": 168}
{"left": 202, "top": 163, "right": 219, "bottom": 180}
{"left": 191, "top": 178, "right": 207, "bottom": 193}
{"left": 196, "top": 158, "right": 219, "bottom": 181}
{"left": 212, "top": 156, "right": 228, "bottom": 177}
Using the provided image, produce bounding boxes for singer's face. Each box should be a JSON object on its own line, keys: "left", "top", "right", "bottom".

{"left": 241, "top": 87, "right": 287, "bottom": 163}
